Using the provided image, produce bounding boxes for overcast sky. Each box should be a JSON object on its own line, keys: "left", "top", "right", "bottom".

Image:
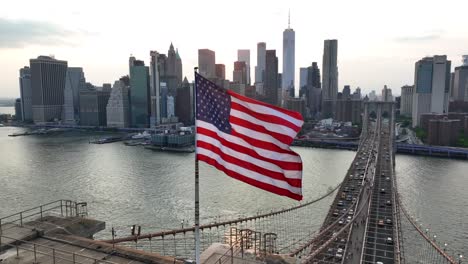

{"left": 1, "top": 0, "right": 467, "bottom": 98}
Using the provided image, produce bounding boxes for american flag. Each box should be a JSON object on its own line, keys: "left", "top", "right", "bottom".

{"left": 195, "top": 73, "right": 304, "bottom": 200}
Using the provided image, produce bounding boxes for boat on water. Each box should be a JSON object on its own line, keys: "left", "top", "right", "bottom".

{"left": 131, "top": 131, "right": 151, "bottom": 139}
{"left": 89, "top": 136, "right": 123, "bottom": 144}
{"left": 144, "top": 145, "right": 195, "bottom": 153}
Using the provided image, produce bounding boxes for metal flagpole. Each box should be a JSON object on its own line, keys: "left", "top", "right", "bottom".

{"left": 194, "top": 67, "right": 201, "bottom": 264}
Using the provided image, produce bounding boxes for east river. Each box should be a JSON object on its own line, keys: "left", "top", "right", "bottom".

{"left": 0, "top": 124, "right": 466, "bottom": 257}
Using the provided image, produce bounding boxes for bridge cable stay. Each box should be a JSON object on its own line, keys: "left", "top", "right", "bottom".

{"left": 101, "top": 182, "right": 343, "bottom": 259}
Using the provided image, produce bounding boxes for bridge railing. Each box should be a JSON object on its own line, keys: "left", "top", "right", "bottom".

{"left": 0, "top": 235, "right": 116, "bottom": 264}
{"left": 0, "top": 200, "right": 87, "bottom": 229}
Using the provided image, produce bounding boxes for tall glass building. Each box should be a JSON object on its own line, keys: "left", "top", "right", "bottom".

{"left": 130, "top": 60, "right": 150, "bottom": 128}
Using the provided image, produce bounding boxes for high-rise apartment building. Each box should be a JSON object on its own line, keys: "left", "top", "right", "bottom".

{"left": 255, "top": 42, "right": 266, "bottom": 84}
{"left": 19, "top": 66, "right": 32, "bottom": 122}
{"left": 62, "top": 67, "right": 86, "bottom": 124}
{"left": 237, "top": 50, "right": 250, "bottom": 85}
{"left": 264, "top": 50, "right": 279, "bottom": 106}
{"left": 30, "top": 56, "right": 68, "bottom": 124}
{"left": 282, "top": 14, "right": 295, "bottom": 93}
{"left": 400, "top": 85, "right": 414, "bottom": 117}
{"left": 130, "top": 59, "right": 150, "bottom": 128}
{"left": 198, "top": 49, "right": 216, "bottom": 78}
{"left": 322, "top": 39, "right": 338, "bottom": 118}
{"left": 412, "top": 56, "right": 451, "bottom": 127}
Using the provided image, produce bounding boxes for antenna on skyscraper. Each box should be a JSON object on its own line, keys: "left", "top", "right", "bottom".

{"left": 288, "top": 9, "right": 291, "bottom": 29}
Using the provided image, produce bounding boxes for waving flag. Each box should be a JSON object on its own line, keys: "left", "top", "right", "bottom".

{"left": 195, "top": 73, "right": 304, "bottom": 200}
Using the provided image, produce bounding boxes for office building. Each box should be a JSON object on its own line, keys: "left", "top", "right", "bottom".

{"left": 427, "top": 118, "right": 460, "bottom": 146}
{"left": 322, "top": 39, "right": 338, "bottom": 118}
{"left": 412, "top": 56, "right": 451, "bottom": 127}
{"left": 255, "top": 42, "right": 266, "bottom": 84}
{"left": 130, "top": 59, "right": 150, "bottom": 128}
{"left": 452, "top": 64, "right": 468, "bottom": 102}
{"left": 198, "top": 49, "right": 216, "bottom": 78}
{"left": 230, "top": 82, "right": 246, "bottom": 96}
{"left": 264, "top": 50, "right": 279, "bottom": 106}
{"left": 15, "top": 99, "right": 22, "bottom": 120}
{"left": 342, "top": 85, "right": 351, "bottom": 100}
{"left": 167, "top": 43, "right": 183, "bottom": 87}
{"left": 282, "top": 13, "right": 295, "bottom": 93}
{"left": 284, "top": 97, "right": 306, "bottom": 118}
{"left": 106, "top": 79, "right": 130, "bottom": 128}
{"left": 299, "top": 68, "right": 308, "bottom": 90}
{"left": 30, "top": 56, "right": 68, "bottom": 123}
{"left": 19, "top": 66, "right": 32, "bottom": 122}
{"left": 62, "top": 67, "right": 86, "bottom": 124}
{"left": 336, "top": 99, "right": 363, "bottom": 124}
{"left": 381, "top": 85, "right": 393, "bottom": 102}
{"left": 175, "top": 78, "right": 193, "bottom": 125}
{"left": 150, "top": 51, "right": 161, "bottom": 127}
{"left": 79, "top": 86, "right": 110, "bottom": 126}
{"left": 238, "top": 49, "right": 251, "bottom": 85}
{"left": 400, "top": 85, "right": 414, "bottom": 117}
{"left": 215, "top": 64, "right": 226, "bottom": 80}
{"left": 233, "top": 61, "right": 247, "bottom": 85}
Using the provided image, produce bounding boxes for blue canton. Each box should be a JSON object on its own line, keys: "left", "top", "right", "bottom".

{"left": 196, "top": 73, "right": 232, "bottom": 134}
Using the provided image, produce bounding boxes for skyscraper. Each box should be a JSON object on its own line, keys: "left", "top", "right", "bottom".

{"left": 322, "top": 39, "right": 338, "bottom": 118}
{"left": 299, "top": 68, "right": 308, "bottom": 90}
{"left": 198, "top": 49, "right": 216, "bottom": 78}
{"left": 19, "top": 66, "right": 32, "bottom": 122}
{"left": 233, "top": 61, "right": 247, "bottom": 84}
{"left": 452, "top": 63, "right": 468, "bottom": 102}
{"left": 215, "top": 64, "right": 226, "bottom": 80}
{"left": 305, "top": 62, "right": 321, "bottom": 117}
{"left": 62, "top": 67, "right": 86, "bottom": 124}
{"left": 282, "top": 12, "right": 295, "bottom": 94}
{"left": 175, "top": 77, "right": 193, "bottom": 125}
{"left": 106, "top": 79, "right": 130, "bottom": 128}
{"left": 342, "top": 85, "right": 351, "bottom": 100}
{"left": 264, "top": 50, "right": 279, "bottom": 106}
{"left": 237, "top": 50, "right": 251, "bottom": 85}
{"left": 400, "top": 85, "right": 414, "bottom": 117}
{"left": 381, "top": 85, "right": 393, "bottom": 102}
{"left": 255, "top": 42, "right": 266, "bottom": 84}
{"left": 166, "top": 43, "right": 183, "bottom": 92}
{"left": 150, "top": 51, "right": 161, "bottom": 127}
{"left": 412, "top": 56, "right": 451, "bottom": 127}
{"left": 30, "top": 56, "right": 68, "bottom": 124}
{"left": 79, "top": 85, "right": 110, "bottom": 127}
{"left": 130, "top": 59, "right": 150, "bottom": 128}
{"left": 15, "top": 99, "right": 22, "bottom": 121}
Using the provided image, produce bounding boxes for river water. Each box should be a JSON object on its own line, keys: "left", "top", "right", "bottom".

{"left": 0, "top": 123, "right": 466, "bottom": 256}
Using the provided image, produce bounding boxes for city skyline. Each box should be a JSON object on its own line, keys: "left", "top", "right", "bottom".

{"left": 1, "top": 0, "right": 468, "bottom": 98}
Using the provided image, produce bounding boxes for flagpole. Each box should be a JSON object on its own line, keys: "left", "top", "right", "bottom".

{"left": 193, "top": 67, "right": 201, "bottom": 264}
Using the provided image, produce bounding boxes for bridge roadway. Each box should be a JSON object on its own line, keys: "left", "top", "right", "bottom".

{"left": 305, "top": 111, "right": 382, "bottom": 263}
{"left": 306, "top": 103, "right": 399, "bottom": 264}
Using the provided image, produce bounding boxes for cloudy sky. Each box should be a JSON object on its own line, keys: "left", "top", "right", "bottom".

{"left": 1, "top": 0, "right": 467, "bottom": 98}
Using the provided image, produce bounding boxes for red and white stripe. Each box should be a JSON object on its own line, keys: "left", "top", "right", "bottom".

{"left": 196, "top": 91, "right": 304, "bottom": 200}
